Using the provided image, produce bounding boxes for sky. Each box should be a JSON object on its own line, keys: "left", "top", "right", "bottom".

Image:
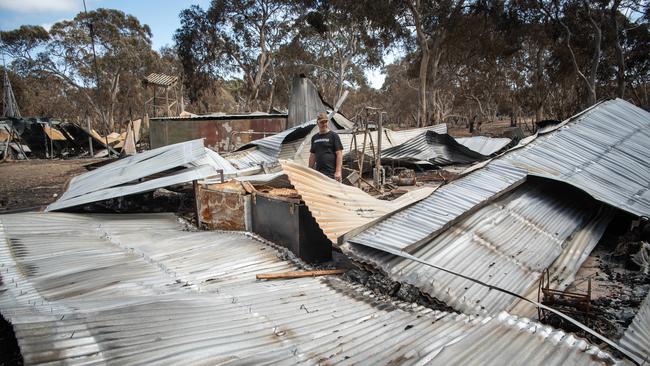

{"left": 0, "top": 0, "right": 387, "bottom": 88}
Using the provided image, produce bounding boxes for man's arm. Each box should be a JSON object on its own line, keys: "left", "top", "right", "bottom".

{"left": 334, "top": 150, "right": 343, "bottom": 182}
{"left": 309, "top": 153, "right": 316, "bottom": 169}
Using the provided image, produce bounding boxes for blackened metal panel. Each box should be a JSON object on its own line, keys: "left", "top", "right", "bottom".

{"left": 298, "top": 204, "right": 332, "bottom": 262}
{"left": 251, "top": 193, "right": 331, "bottom": 263}
{"left": 251, "top": 193, "right": 300, "bottom": 255}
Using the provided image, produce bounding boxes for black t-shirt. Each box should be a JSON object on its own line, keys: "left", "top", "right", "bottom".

{"left": 310, "top": 131, "right": 343, "bottom": 178}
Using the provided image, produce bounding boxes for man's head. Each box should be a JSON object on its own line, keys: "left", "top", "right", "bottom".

{"left": 317, "top": 111, "right": 329, "bottom": 134}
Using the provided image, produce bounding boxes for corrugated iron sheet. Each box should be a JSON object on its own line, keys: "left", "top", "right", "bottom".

{"left": 381, "top": 131, "right": 491, "bottom": 166}
{"left": 456, "top": 135, "right": 512, "bottom": 155}
{"left": 380, "top": 132, "right": 511, "bottom": 166}
{"left": 144, "top": 73, "right": 178, "bottom": 86}
{"left": 386, "top": 124, "right": 448, "bottom": 145}
{"left": 620, "top": 292, "right": 650, "bottom": 362}
{"left": 350, "top": 98, "right": 650, "bottom": 253}
{"left": 46, "top": 165, "right": 216, "bottom": 211}
{"left": 223, "top": 147, "right": 279, "bottom": 171}
{"left": 234, "top": 171, "right": 290, "bottom": 187}
{"left": 238, "top": 121, "right": 316, "bottom": 155}
{"left": 281, "top": 160, "right": 437, "bottom": 243}
{"left": 290, "top": 124, "right": 449, "bottom": 167}
{"left": 342, "top": 180, "right": 607, "bottom": 315}
{"left": 509, "top": 207, "right": 614, "bottom": 316}
{"left": 286, "top": 76, "right": 326, "bottom": 128}
{"left": 224, "top": 121, "right": 317, "bottom": 171}
{"left": 190, "top": 147, "right": 239, "bottom": 175}
{"left": 46, "top": 139, "right": 219, "bottom": 211}
{"left": 0, "top": 212, "right": 621, "bottom": 365}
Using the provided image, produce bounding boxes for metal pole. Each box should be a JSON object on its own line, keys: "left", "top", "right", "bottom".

{"left": 86, "top": 115, "right": 94, "bottom": 156}
{"left": 49, "top": 121, "right": 54, "bottom": 159}
{"left": 375, "top": 112, "right": 384, "bottom": 190}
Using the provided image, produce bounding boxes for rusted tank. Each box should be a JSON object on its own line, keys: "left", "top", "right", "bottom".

{"left": 391, "top": 168, "right": 417, "bottom": 186}
{"left": 196, "top": 181, "right": 253, "bottom": 231}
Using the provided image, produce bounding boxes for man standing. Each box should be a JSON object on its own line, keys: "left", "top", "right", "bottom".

{"left": 309, "top": 111, "right": 343, "bottom": 181}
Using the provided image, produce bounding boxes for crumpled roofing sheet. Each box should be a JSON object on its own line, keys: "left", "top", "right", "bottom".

{"left": 381, "top": 131, "right": 493, "bottom": 166}
{"left": 290, "top": 123, "right": 448, "bottom": 166}
{"left": 386, "top": 124, "right": 448, "bottom": 145}
{"left": 46, "top": 139, "right": 222, "bottom": 211}
{"left": 342, "top": 180, "right": 606, "bottom": 315}
{"left": 187, "top": 147, "right": 239, "bottom": 175}
{"left": 455, "top": 135, "right": 513, "bottom": 155}
{"left": 225, "top": 121, "right": 317, "bottom": 170}
{"left": 620, "top": 292, "right": 650, "bottom": 362}
{"left": 349, "top": 98, "right": 650, "bottom": 253}
{"left": 509, "top": 207, "right": 614, "bottom": 317}
{"left": 281, "top": 160, "right": 437, "bottom": 243}
{"left": 0, "top": 212, "right": 620, "bottom": 365}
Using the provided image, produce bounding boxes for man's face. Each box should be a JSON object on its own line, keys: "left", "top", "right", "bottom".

{"left": 317, "top": 119, "right": 328, "bottom": 133}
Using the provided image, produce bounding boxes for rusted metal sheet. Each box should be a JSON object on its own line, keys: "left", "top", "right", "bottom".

{"left": 150, "top": 114, "right": 287, "bottom": 150}
{"left": 197, "top": 181, "right": 251, "bottom": 231}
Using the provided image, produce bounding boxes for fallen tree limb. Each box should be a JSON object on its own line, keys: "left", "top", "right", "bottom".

{"left": 256, "top": 269, "right": 347, "bottom": 280}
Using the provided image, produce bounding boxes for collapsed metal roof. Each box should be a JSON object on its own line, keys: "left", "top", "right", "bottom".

{"left": 386, "top": 124, "right": 449, "bottom": 145}
{"left": 290, "top": 123, "right": 449, "bottom": 167}
{"left": 225, "top": 121, "right": 318, "bottom": 170}
{"left": 280, "top": 160, "right": 437, "bottom": 243}
{"left": 348, "top": 98, "right": 650, "bottom": 254}
{"left": 0, "top": 212, "right": 621, "bottom": 365}
{"left": 381, "top": 131, "right": 495, "bottom": 166}
{"left": 342, "top": 180, "right": 612, "bottom": 315}
{"left": 46, "top": 139, "right": 224, "bottom": 211}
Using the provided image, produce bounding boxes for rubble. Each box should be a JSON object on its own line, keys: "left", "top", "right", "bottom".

{"left": 0, "top": 212, "right": 623, "bottom": 365}
{"left": 2, "top": 81, "right": 649, "bottom": 366}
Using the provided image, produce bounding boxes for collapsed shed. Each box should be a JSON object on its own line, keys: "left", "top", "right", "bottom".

{"left": 0, "top": 117, "right": 110, "bottom": 159}
{"left": 0, "top": 212, "right": 623, "bottom": 365}
{"left": 322, "top": 98, "right": 650, "bottom": 321}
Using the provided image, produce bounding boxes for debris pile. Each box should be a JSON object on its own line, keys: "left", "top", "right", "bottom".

{"left": 2, "top": 87, "right": 650, "bottom": 365}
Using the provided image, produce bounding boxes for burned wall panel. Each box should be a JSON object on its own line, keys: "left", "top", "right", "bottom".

{"left": 150, "top": 115, "right": 287, "bottom": 151}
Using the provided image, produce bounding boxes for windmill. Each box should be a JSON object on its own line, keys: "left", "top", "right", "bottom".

{"left": 1, "top": 41, "right": 28, "bottom": 160}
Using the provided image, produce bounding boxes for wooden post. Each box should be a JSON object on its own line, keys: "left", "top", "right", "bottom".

{"left": 166, "top": 86, "right": 170, "bottom": 117}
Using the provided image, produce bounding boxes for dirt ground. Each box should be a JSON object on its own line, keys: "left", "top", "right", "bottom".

{"left": 0, "top": 159, "right": 99, "bottom": 212}
{"left": 447, "top": 118, "right": 535, "bottom": 138}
